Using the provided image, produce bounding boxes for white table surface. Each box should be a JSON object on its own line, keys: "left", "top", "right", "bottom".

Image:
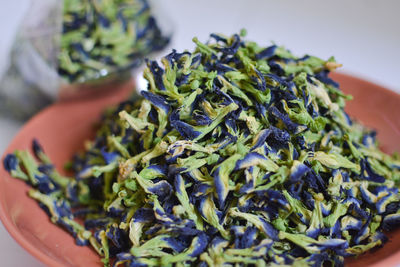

{"left": 0, "top": 0, "right": 399, "bottom": 266}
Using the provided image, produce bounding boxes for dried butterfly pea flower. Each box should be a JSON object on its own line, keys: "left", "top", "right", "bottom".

{"left": 59, "top": 0, "right": 169, "bottom": 83}
{"left": 4, "top": 31, "right": 400, "bottom": 266}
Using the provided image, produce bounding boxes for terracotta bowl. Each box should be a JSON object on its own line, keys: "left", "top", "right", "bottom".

{"left": 0, "top": 73, "right": 399, "bottom": 267}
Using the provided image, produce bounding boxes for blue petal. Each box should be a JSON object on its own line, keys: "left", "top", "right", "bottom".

{"left": 141, "top": 91, "right": 170, "bottom": 113}
{"left": 359, "top": 186, "right": 376, "bottom": 204}
{"left": 146, "top": 60, "right": 166, "bottom": 91}
{"left": 314, "top": 70, "right": 339, "bottom": 88}
{"left": 189, "top": 232, "right": 208, "bottom": 257}
{"left": 320, "top": 203, "right": 331, "bottom": 217}
{"left": 115, "top": 252, "right": 135, "bottom": 266}
{"left": 173, "top": 173, "right": 185, "bottom": 195}
{"left": 133, "top": 208, "right": 155, "bottom": 222}
{"left": 347, "top": 203, "right": 369, "bottom": 219}
{"left": 3, "top": 154, "right": 18, "bottom": 172}
{"left": 330, "top": 220, "right": 342, "bottom": 238}
{"left": 37, "top": 164, "right": 54, "bottom": 174}
{"left": 210, "top": 236, "right": 228, "bottom": 248}
{"left": 163, "top": 237, "right": 187, "bottom": 253}
{"left": 383, "top": 201, "right": 400, "bottom": 215}
{"left": 370, "top": 231, "right": 388, "bottom": 244}
{"left": 240, "top": 226, "right": 258, "bottom": 248}
{"left": 97, "top": 13, "right": 110, "bottom": 28}
{"left": 251, "top": 129, "right": 272, "bottom": 150}
{"left": 215, "top": 62, "right": 237, "bottom": 74}
{"left": 342, "top": 197, "right": 362, "bottom": 208}
{"left": 214, "top": 87, "right": 235, "bottom": 104}
{"left": 255, "top": 45, "right": 277, "bottom": 60}
{"left": 354, "top": 217, "right": 371, "bottom": 244}
{"left": 213, "top": 168, "right": 228, "bottom": 208}
{"left": 193, "top": 112, "right": 212, "bottom": 126}
{"left": 269, "top": 106, "right": 303, "bottom": 133}
{"left": 260, "top": 217, "right": 279, "bottom": 240}
{"left": 306, "top": 252, "right": 330, "bottom": 267}
{"left": 217, "top": 34, "right": 241, "bottom": 55}
{"left": 54, "top": 199, "right": 72, "bottom": 218}
{"left": 32, "top": 139, "right": 44, "bottom": 158}
{"left": 255, "top": 102, "right": 268, "bottom": 120}
{"left": 382, "top": 213, "right": 400, "bottom": 230}
{"left": 170, "top": 110, "right": 202, "bottom": 140}
{"left": 360, "top": 159, "right": 385, "bottom": 183}
{"left": 106, "top": 225, "right": 129, "bottom": 249}
{"left": 75, "top": 237, "right": 89, "bottom": 246}
{"left": 376, "top": 194, "right": 395, "bottom": 214}
{"left": 147, "top": 164, "right": 168, "bottom": 176}
{"left": 35, "top": 174, "right": 58, "bottom": 194}
{"left": 290, "top": 163, "right": 310, "bottom": 181}
{"left": 148, "top": 180, "right": 173, "bottom": 200}
{"left": 165, "top": 49, "right": 189, "bottom": 64}
{"left": 266, "top": 73, "right": 287, "bottom": 87}
{"left": 192, "top": 183, "right": 210, "bottom": 198}
{"left": 341, "top": 216, "right": 363, "bottom": 231}
{"left": 252, "top": 68, "right": 267, "bottom": 92}
{"left": 100, "top": 148, "right": 119, "bottom": 164}
{"left": 318, "top": 238, "right": 348, "bottom": 251}
{"left": 235, "top": 152, "right": 266, "bottom": 170}
{"left": 268, "top": 60, "right": 285, "bottom": 76}
{"left": 210, "top": 33, "right": 227, "bottom": 43}
{"left": 71, "top": 43, "right": 90, "bottom": 60}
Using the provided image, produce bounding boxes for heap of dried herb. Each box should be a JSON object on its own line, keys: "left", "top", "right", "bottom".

{"left": 59, "top": 0, "right": 169, "bottom": 82}
{"left": 4, "top": 31, "right": 400, "bottom": 266}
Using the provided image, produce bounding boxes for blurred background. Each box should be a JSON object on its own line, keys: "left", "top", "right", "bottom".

{"left": 0, "top": 0, "right": 399, "bottom": 266}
